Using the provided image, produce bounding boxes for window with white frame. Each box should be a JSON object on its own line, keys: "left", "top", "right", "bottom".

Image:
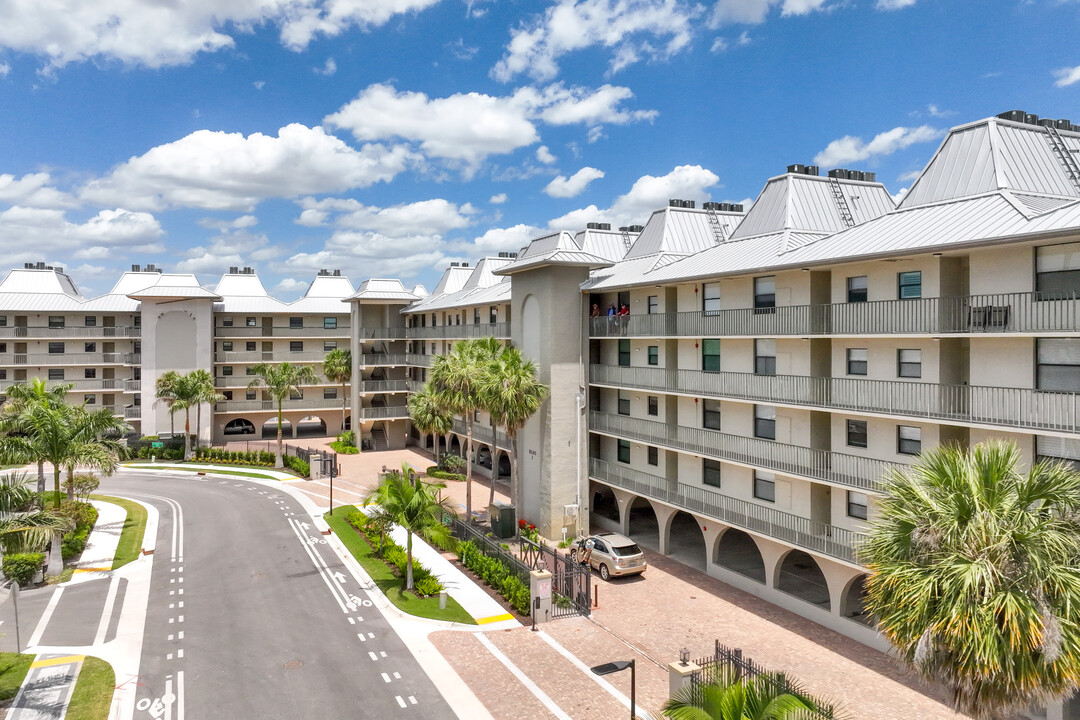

{"left": 898, "top": 271, "right": 922, "bottom": 299}
{"left": 847, "top": 491, "right": 868, "bottom": 520}
{"left": 753, "top": 471, "right": 776, "bottom": 502}
{"left": 847, "top": 348, "right": 867, "bottom": 376}
{"left": 702, "top": 339, "right": 720, "bottom": 372}
{"left": 754, "top": 405, "right": 776, "bottom": 440}
{"left": 703, "top": 282, "right": 721, "bottom": 314}
{"left": 1037, "top": 339, "right": 1080, "bottom": 391}
{"left": 755, "top": 339, "right": 776, "bottom": 375}
{"left": 898, "top": 425, "right": 922, "bottom": 455}
{"left": 1036, "top": 241, "right": 1080, "bottom": 297}
{"left": 847, "top": 276, "right": 868, "bottom": 303}
{"left": 647, "top": 346, "right": 658, "bottom": 365}
{"left": 897, "top": 349, "right": 922, "bottom": 378}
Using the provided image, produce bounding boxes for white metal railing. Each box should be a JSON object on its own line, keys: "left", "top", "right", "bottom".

{"left": 358, "top": 380, "right": 415, "bottom": 393}
{"left": 358, "top": 405, "right": 410, "bottom": 419}
{"left": 0, "top": 378, "right": 133, "bottom": 392}
{"left": 589, "top": 411, "right": 897, "bottom": 492}
{"left": 357, "top": 353, "right": 411, "bottom": 367}
{"left": 215, "top": 397, "right": 348, "bottom": 413}
{"left": 407, "top": 354, "right": 434, "bottom": 367}
{"left": 590, "top": 364, "right": 1080, "bottom": 434}
{"left": 0, "top": 352, "right": 138, "bottom": 366}
{"left": 589, "top": 291, "right": 1080, "bottom": 338}
{"left": 124, "top": 406, "right": 141, "bottom": 419}
{"left": 589, "top": 458, "right": 864, "bottom": 565}
{"left": 214, "top": 351, "right": 328, "bottom": 363}
{"left": 360, "top": 327, "right": 409, "bottom": 340}
{"left": 215, "top": 326, "right": 350, "bottom": 338}
{"left": 405, "top": 322, "right": 511, "bottom": 340}
{"left": 451, "top": 417, "right": 510, "bottom": 449}
{"left": 0, "top": 326, "right": 140, "bottom": 339}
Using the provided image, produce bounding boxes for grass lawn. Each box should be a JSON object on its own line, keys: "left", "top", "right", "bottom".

{"left": 124, "top": 464, "right": 288, "bottom": 481}
{"left": 65, "top": 656, "right": 114, "bottom": 720}
{"left": 324, "top": 506, "right": 475, "bottom": 625}
{"left": 0, "top": 653, "right": 33, "bottom": 704}
{"left": 90, "top": 495, "right": 146, "bottom": 569}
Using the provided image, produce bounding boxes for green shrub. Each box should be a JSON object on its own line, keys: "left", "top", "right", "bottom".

{"left": 3, "top": 553, "right": 44, "bottom": 586}
{"left": 456, "top": 539, "right": 530, "bottom": 615}
{"left": 283, "top": 455, "right": 310, "bottom": 477}
{"left": 439, "top": 453, "right": 466, "bottom": 473}
{"left": 414, "top": 576, "right": 443, "bottom": 596}
{"left": 329, "top": 441, "right": 360, "bottom": 454}
{"left": 72, "top": 474, "right": 100, "bottom": 501}
{"left": 59, "top": 501, "right": 98, "bottom": 561}
{"left": 337, "top": 430, "right": 357, "bottom": 447}
{"left": 427, "top": 469, "right": 465, "bottom": 482}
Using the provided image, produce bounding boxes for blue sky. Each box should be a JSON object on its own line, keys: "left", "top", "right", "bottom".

{"left": 0, "top": 0, "right": 1078, "bottom": 298}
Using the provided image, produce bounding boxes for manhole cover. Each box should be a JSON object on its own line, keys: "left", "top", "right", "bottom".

{"left": 283, "top": 660, "right": 304, "bottom": 670}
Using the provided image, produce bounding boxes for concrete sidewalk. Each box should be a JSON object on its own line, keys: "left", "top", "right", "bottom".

{"left": 68, "top": 499, "right": 125, "bottom": 582}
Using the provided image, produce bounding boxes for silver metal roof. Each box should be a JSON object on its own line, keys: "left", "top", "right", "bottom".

{"left": 347, "top": 278, "right": 419, "bottom": 302}
{"left": 215, "top": 273, "right": 269, "bottom": 297}
{"left": 303, "top": 275, "right": 355, "bottom": 298}
{"left": 128, "top": 285, "right": 222, "bottom": 300}
{"left": 0, "top": 268, "right": 82, "bottom": 297}
{"left": 575, "top": 229, "right": 633, "bottom": 262}
{"left": 626, "top": 207, "right": 743, "bottom": 259}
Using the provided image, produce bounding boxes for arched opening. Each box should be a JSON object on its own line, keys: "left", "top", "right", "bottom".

{"left": 841, "top": 574, "right": 871, "bottom": 625}
{"left": 590, "top": 483, "right": 619, "bottom": 523}
{"left": 343, "top": 415, "right": 351, "bottom": 431}
{"left": 666, "top": 511, "right": 706, "bottom": 571}
{"left": 626, "top": 496, "right": 659, "bottom": 551}
{"left": 776, "top": 550, "right": 831, "bottom": 611}
{"left": 449, "top": 435, "right": 462, "bottom": 457}
{"left": 223, "top": 418, "right": 256, "bottom": 436}
{"left": 713, "top": 529, "right": 766, "bottom": 583}
{"left": 496, "top": 451, "right": 511, "bottom": 479}
{"left": 296, "top": 416, "right": 327, "bottom": 438}
{"left": 477, "top": 444, "right": 493, "bottom": 470}
{"left": 262, "top": 417, "right": 292, "bottom": 438}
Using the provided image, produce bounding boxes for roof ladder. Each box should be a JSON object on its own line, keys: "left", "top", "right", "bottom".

{"left": 828, "top": 178, "right": 856, "bottom": 228}
{"left": 620, "top": 228, "right": 633, "bottom": 251}
{"left": 1043, "top": 125, "right": 1080, "bottom": 193}
{"left": 704, "top": 205, "right": 727, "bottom": 245}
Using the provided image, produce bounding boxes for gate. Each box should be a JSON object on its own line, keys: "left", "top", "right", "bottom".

{"left": 519, "top": 537, "right": 591, "bottom": 618}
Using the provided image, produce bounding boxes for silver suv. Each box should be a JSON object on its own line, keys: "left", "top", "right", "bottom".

{"left": 570, "top": 532, "right": 646, "bottom": 580}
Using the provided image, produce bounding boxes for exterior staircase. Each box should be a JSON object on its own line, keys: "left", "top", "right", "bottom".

{"left": 370, "top": 427, "right": 389, "bottom": 451}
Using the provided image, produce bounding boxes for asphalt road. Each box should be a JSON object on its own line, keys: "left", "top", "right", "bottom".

{"left": 102, "top": 471, "right": 457, "bottom": 720}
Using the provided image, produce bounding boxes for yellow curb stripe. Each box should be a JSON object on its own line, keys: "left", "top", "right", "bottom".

{"left": 73, "top": 567, "right": 111, "bottom": 573}
{"left": 476, "top": 613, "right": 514, "bottom": 625}
{"left": 30, "top": 655, "right": 84, "bottom": 669}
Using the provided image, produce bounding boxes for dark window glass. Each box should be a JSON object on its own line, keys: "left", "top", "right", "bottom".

{"left": 702, "top": 283, "right": 721, "bottom": 314}
{"left": 898, "top": 425, "right": 922, "bottom": 455}
{"left": 618, "top": 340, "right": 630, "bottom": 367}
{"left": 847, "top": 348, "right": 867, "bottom": 376}
{"left": 48, "top": 342, "right": 64, "bottom": 354}
{"left": 1037, "top": 339, "right": 1080, "bottom": 391}
{"left": 647, "top": 446, "right": 658, "bottom": 466}
{"left": 324, "top": 388, "right": 337, "bottom": 399}
{"left": 290, "top": 341, "right": 303, "bottom": 352}
{"left": 48, "top": 368, "right": 64, "bottom": 380}
{"left": 246, "top": 390, "right": 257, "bottom": 400}
{"left": 702, "top": 339, "right": 721, "bottom": 373}
{"left": 246, "top": 317, "right": 257, "bottom": 327}
{"left": 617, "top": 440, "right": 630, "bottom": 464}
{"left": 898, "top": 349, "right": 921, "bottom": 378}
{"left": 222, "top": 341, "right": 233, "bottom": 352}
{"left": 324, "top": 341, "right": 337, "bottom": 351}
{"left": 290, "top": 317, "right": 303, "bottom": 329}
{"left": 755, "top": 339, "right": 776, "bottom": 375}
{"left": 754, "top": 405, "right": 776, "bottom": 440}
{"left": 490, "top": 306, "right": 498, "bottom": 324}
{"left": 847, "top": 276, "right": 868, "bottom": 303}
{"left": 48, "top": 316, "right": 64, "bottom": 328}
{"left": 85, "top": 316, "right": 97, "bottom": 327}
{"left": 323, "top": 317, "right": 337, "bottom": 329}
{"left": 647, "top": 396, "right": 658, "bottom": 416}
{"left": 703, "top": 399, "right": 721, "bottom": 430}
{"left": 898, "top": 271, "right": 922, "bottom": 299}
{"left": 84, "top": 342, "right": 96, "bottom": 353}
{"left": 754, "top": 276, "right": 776, "bottom": 310}
{"left": 84, "top": 394, "right": 96, "bottom": 405}
{"left": 847, "top": 491, "right": 868, "bottom": 520}
{"left": 222, "top": 366, "right": 233, "bottom": 376}
{"left": 618, "top": 391, "right": 630, "bottom": 416}
{"left": 84, "top": 369, "right": 95, "bottom": 379}
{"left": 222, "top": 317, "right": 233, "bottom": 327}
{"left": 846, "top": 420, "right": 868, "bottom": 448}
{"left": 647, "top": 296, "right": 659, "bottom": 314}
{"left": 246, "top": 342, "right": 256, "bottom": 351}
{"left": 703, "top": 459, "right": 721, "bottom": 487}
{"left": 647, "top": 346, "right": 658, "bottom": 366}
{"left": 753, "top": 472, "right": 776, "bottom": 502}
{"left": 1036, "top": 242, "right": 1080, "bottom": 298}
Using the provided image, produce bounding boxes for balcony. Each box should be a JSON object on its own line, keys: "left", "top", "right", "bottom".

{"left": 0, "top": 326, "right": 140, "bottom": 339}
{"left": 124, "top": 406, "right": 141, "bottom": 419}
{"left": 357, "top": 353, "right": 411, "bottom": 367}
{"left": 589, "top": 411, "right": 898, "bottom": 492}
{"left": 360, "top": 327, "right": 409, "bottom": 340}
{"left": 215, "top": 398, "right": 348, "bottom": 413}
{"left": 406, "top": 354, "right": 434, "bottom": 368}
{"left": 358, "top": 405, "right": 409, "bottom": 420}
{"left": 590, "top": 364, "right": 1080, "bottom": 435}
{"left": 0, "top": 352, "right": 139, "bottom": 367}
{"left": 214, "top": 351, "right": 329, "bottom": 363}
{"left": 358, "top": 380, "right": 416, "bottom": 394}
{"left": 215, "top": 325, "right": 350, "bottom": 338}
{"left": 589, "top": 458, "right": 863, "bottom": 565}
{"left": 0, "top": 378, "right": 134, "bottom": 392}
{"left": 451, "top": 417, "right": 510, "bottom": 449}
{"left": 589, "top": 291, "right": 1080, "bottom": 339}
{"left": 405, "top": 322, "right": 511, "bottom": 340}
{"left": 213, "top": 376, "right": 336, "bottom": 388}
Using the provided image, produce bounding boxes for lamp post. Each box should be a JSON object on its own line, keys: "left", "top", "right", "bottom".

{"left": 591, "top": 659, "right": 635, "bottom": 719}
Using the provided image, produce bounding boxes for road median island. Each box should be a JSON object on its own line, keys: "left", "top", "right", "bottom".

{"left": 324, "top": 506, "right": 475, "bottom": 625}
{"left": 65, "top": 656, "right": 114, "bottom": 720}
{"left": 122, "top": 462, "right": 296, "bottom": 481}
{"left": 90, "top": 494, "right": 147, "bottom": 569}
{"left": 0, "top": 653, "right": 34, "bottom": 709}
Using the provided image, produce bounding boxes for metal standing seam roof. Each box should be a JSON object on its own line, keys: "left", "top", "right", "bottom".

{"left": 215, "top": 273, "right": 269, "bottom": 297}
{"left": 128, "top": 285, "right": 222, "bottom": 300}
{"left": 303, "top": 275, "right": 355, "bottom": 298}
{"left": 346, "top": 278, "right": 420, "bottom": 303}
{"left": 0, "top": 268, "right": 82, "bottom": 297}
{"left": 404, "top": 281, "right": 512, "bottom": 314}
{"left": 575, "top": 229, "right": 633, "bottom": 262}
{"left": 625, "top": 207, "right": 744, "bottom": 259}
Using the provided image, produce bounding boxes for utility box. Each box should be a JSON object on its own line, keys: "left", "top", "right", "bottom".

{"left": 489, "top": 502, "right": 516, "bottom": 539}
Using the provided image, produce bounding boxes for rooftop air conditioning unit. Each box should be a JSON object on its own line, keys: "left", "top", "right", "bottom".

{"left": 586, "top": 222, "right": 600, "bottom": 229}
{"left": 1026, "top": 113, "right": 1041, "bottom": 126}
{"left": 732, "top": 204, "right": 744, "bottom": 212}
{"left": 998, "top": 110, "right": 1026, "bottom": 123}
{"left": 787, "top": 164, "right": 805, "bottom": 174}
{"left": 863, "top": 172, "right": 876, "bottom": 182}
{"left": 828, "top": 169, "right": 846, "bottom": 179}
{"left": 668, "top": 199, "right": 680, "bottom": 207}
{"left": 1056, "top": 119, "right": 1072, "bottom": 130}
{"left": 54, "top": 267, "right": 63, "bottom": 273}
{"left": 229, "top": 266, "right": 239, "bottom": 274}
{"left": 805, "top": 165, "right": 820, "bottom": 176}
{"left": 1040, "top": 118, "right": 1057, "bottom": 129}
{"left": 628, "top": 225, "right": 644, "bottom": 232}
{"left": 599, "top": 223, "right": 611, "bottom": 230}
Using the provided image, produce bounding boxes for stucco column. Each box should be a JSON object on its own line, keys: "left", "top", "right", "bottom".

{"left": 651, "top": 502, "right": 679, "bottom": 555}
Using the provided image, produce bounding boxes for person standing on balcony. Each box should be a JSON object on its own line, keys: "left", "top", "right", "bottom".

{"left": 606, "top": 303, "right": 617, "bottom": 332}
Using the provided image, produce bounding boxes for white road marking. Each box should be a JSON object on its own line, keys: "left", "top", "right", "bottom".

{"left": 169, "top": 603, "right": 175, "bottom": 609}
{"left": 178, "top": 601, "right": 184, "bottom": 608}
{"left": 347, "top": 617, "right": 354, "bottom": 625}
{"left": 177, "top": 670, "right": 185, "bottom": 720}
{"left": 178, "top": 589, "right": 184, "bottom": 595}
{"left": 368, "top": 652, "right": 378, "bottom": 661}
{"left": 535, "top": 630, "right": 645, "bottom": 718}
{"left": 177, "top": 649, "right": 184, "bottom": 658}
{"left": 169, "top": 618, "right": 174, "bottom": 624}
{"left": 393, "top": 672, "right": 401, "bottom": 679}
{"left": 381, "top": 673, "right": 391, "bottom": 683}
{"left": 167, "top": 653, "right": 173, "bottom": 660}
{"left": 357, "top": 633, "right": 366, "bottom": 642}
{"left": 395, "top": 696, "right": 406, "bottom": 709}
{"left": 286, "top": 518, "right": 353, "bottom": 613}
{"left": 178, "top": 631, "right": 184, "bottom": 639}
{"left": 408, "top": 696, "right": 417, "bottom": 705}
{"left": 368, "top": 632, "right": 374, "bottom": 639}
{"left": 379, "top": 651, "right": 386, "bottom": 658}
{"left": 168, "top": 634, "right": 174, "bottom": 641}
{"left": 475, "top": 633, "right": 572, "bottom": 720}
{"left": 93, "top": 574, "right": 121, "bottom": 645}
{"left": 178, "top": 615, "right": 184, "bottom": 623}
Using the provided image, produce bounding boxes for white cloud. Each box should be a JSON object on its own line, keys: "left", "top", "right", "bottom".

{"left": 198, "top": 214, "right": 258, "bottom": 230}
{"left": 813, "top": 125, "right": 941, "bottom": 167}
{"left": 465, "top": 224, "right": 539, "bottom": 253}
{"left": 254, "top": 80, "right": 266, "bottom": 90}
{"left": 892, "top": 187, "right": 909, "bottom": 204}
{"left": 287, "top": 234, "right": 447, "bottom": 281}
{"left": 897, "top": 170, "right": 921, "bottom": 183}
{"left": 925, "top": 104, "right": 954, "bottom": 118}
{"left": 0, "top": 206, "right": 163, "bottom": 263}
{"left": 315, "top": 58, "right": 337, "bottom": 76}
{"left": 0, "top": 173, "right": 78, "bottom": 209}
{"left": 445, "top": 38, "right": 478, "bottom": 60}
{"left": 544, "top": 166, "right": 605, "bottom": 198}
{"left": 1054, "top": 65, "right": 1080, "bottom": 88}
{"left": 521, "top": 83, "right": 658, "bottom": 126}
{"left": 174, "top": 229, "right": 282, "bottom": 275}
{"left": 273, "top": 278, "right": 309, "bottom": 298}
{"left": 0, "top": 63, "right": 9, "bottom": 77}
{"left": 492, "top": 0, "right": 700, "bottom": 82}
{"left": 489, "top": 193, "right": 508, "bottom": 204}
{"left": 0, "top": 0, "right": 441, "bottom": 70}
{"left": 876, "top": 0, "right": 916, "bottom": 8}
{"left": 710, "top": 0, "right": 828, "bottom": 26}
{"left": 295, "top": 197, "right": 473, "bottom": 238}
{"left": 536, "top": 146, "right": 557, "bottom": 164}
{"left": 547, "top": 164, "right": 719, "bottom": 229}
{"left": 81, "top": 124, "right": 415, "bottom": 211}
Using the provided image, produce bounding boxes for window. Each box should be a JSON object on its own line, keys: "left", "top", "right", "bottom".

{"left": 48, "top": 342, "right": 64, "bottom": 354}
{"left": 754, "top": 405, "right": 776, "bottom": 440}
{"left": 324, "top": 341, "right": 337, "bottom": 351}
{"left": 324, "top": 388, "right": 337, "bottom": 399}
{"left": 84, "top": 394, "right": 96, "bottom": 405}
{"left": 753, "top": 472, "right": 776, "bottom": 502}
{"left": 702, "top": 339, "right": 721, "bottom": 372}
{"left": 222, "top": 341, "right": 233, "bottom": 352}
{"left": 323, "top": 317, "right": 337, "bottom": 329}
{"left": 0, "top": 317, "right": 6, "bottom": 327}
{"left": 847, "top": 491, "right": 869, "bottom": 520}
{"left": 246, "top": 390, "right": 257, "bottom": 400}
{"left": 1037, "top": 339, "right": 1080, "bottom": 391}
{"left": 846, "top": 420, "right": 868, "bottom": 448}
{"left": 754, "top": 339, "right": 776, "bottom": 375}
{"left": 246, "top": 367, "right": 257, "bottom": 375}
{"left": 647, "top": 396, "right": 659, "bottom": 416}
{"left": 246, "top": 342, "right": 256, "bottom": 351}
{"left": 489, "top": 306, "right": 498, "bottom": 324}
{"left": 134, "top": 341, "right": 141, "bottom": 354}
{"left": 647, "top": 446, "right": 658, "bottom": 466}
{"left": 84, "top": 369, "right": 96, "bottom": 379}
{"left": 897, "top": 349, "right": 922, "bottom": 378}
{"left": 898, "top": 271, "right": 922, "bottom": 299}
{"left": 847, "top": 348, "right": 867, "bottom": 376}
{"left": 1036, "top": 435, "right": 1080, "bottom": 471}
{"left": 898, "top": 425, "right": 922, "bottom": 455}
{"left": 703, "top": 459, "right": 721, "bottom": 487}
{"left": 847, "top": 276, "right": 868, "bottom": 303}
{"left": 48, "top": 368, "right": 64, "bottom": 380}
{"left": 703, "top": 282, "right": 721, "bottom": 314}
{"left": 473, "top": 308, "right": 480, "bottom": 324}
{"left": 617, "top": 439, "right": 630, "bottom": 464}
{"left": 84, "top": 316, "right": 97, "bottom": 327}
{"left": 290, "top": 317, "right": 303, "bottom": 329}
{"left": 647, "top": 296, "right": 659, "bottom": 314}
{"left": 703, "top": 399, "right": 721, "bottom": 430}
{"left": 222, "top": 391, "right": 233, "bottom": 401}
{"left": 222, "top": 317, "right": 234, "bottom": 327}
{"left": 754, "top": 276, "right": 776, "bottom": 310}
{"left": 133, "top": 316, "right": 140, "bottom": 328}
{"left": 618, "top": 391, "right": 630, "bottom": 416}
{"left": 0, "top": 370, "right": 6, "bottom": 380}
{"left": 618, "top": 340, "right": 630, "bottom": 367}
{"left": 48, "top": 316, "right": 64, "bottom": 328}
{"left": 246, "top": 317, "right": 257, "bottom": 327}
{"left": 0, "top": 343, "right": 5, "bottom": 353}
{"left": 1036, "top": 241, "right": 1080, "bottom": 297}
{"left": 290, "top": 341, "right": 304, "bottom": 352}
{"left": 222, "top": 366, "right": 233, "bottom": 376}
{"left": 647, "top": 346, "right": 658, "bottom": 366}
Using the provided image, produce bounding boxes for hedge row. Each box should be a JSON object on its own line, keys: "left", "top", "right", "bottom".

{"left": 283, "top": 455, "right": 309, "bottom": 477}
{"left": 2, "top": 553, "right": 44, "bottom": 586}
{"left": 457, "top": 540, "right": 530, "bottom": 615}
{"left": 425, "top": 468, "right": 466, "bottom": 482}
{"left": 329, "top": 441, "right": 360, "bottom": 455}
{"left": 194, "top": 447, "right": 275, "bottom": 466}
{"left": 346, "top": 512, "right": 444, "bottom": 596}
{"left": 60, "top": 501, "right": 99, "bottom": 562}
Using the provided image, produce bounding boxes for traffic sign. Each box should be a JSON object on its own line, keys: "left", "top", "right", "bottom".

{"left": 152, "top": 442, "right": 164, "bottom": 448}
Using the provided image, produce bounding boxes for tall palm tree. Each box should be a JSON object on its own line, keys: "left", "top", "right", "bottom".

{"left": 429, "top": 339, "right": 486, "bottom": 521}
{"left": 188, "top": 369, "right": 223, "bottom": 450}
{"left": 408, "top": 385, "right": 452, "bottom": 465}
{"left": 154, "top": 370, "right": 182, "bottom": 440}
{"left": 0, "top": 379, "right": 72, "bottom": 496}
{"left": 322, "top": 349, "right": 352, "bottom": 435}
{"left": 363, "top": 463, "right": 452, "bottom": 590}
{"left": 863, "top": 440, "right": 1080, "bottom": 719}
{"left": 0, "top": 471, "right": 72, "bottom": 556}
{"left": 662, "top": 666, "right": 819, "bottom": 720}
{"left": 61, "top": 405, "right": 128, "bottom": 501}
{"left": 480, "top": 344, "right": 548, "bottom": 509}
{"left": 248, "top": 362, "right": 319, "bottom": 468}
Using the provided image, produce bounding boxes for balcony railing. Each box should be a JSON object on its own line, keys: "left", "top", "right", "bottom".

{"left": 0, "top": 378, "right": 134, "bottom": 392}
{"left": 451, "top": 418, "right": 510, "bottom": 449}
{"left": 214, "top": 351, "right": 329, "bottom": 363}
{"left": 357, "top": 353, "right": 411, "bottom": 367}
{"left": 358, "top": 380, "right": 415, "bottom": 394}
{"left": 0, "top": 352, "right": 139, "bottom": 366}
{"left": 213, "top": 376, "right": 336, "bottom": 388}
{"left": 124, "top": 406, "right": 141, "bottom": 419}
{"left": 0, "top": 326, "right": 140, "bottom": 339}
{"left": 589, "top": 458, "right": 863, "bottom": 565}
{"left": 215, "top": 398, "right": 348, "bottom": 413}
{"left": 358, "top": 405, "right": 409, "bottom": 420}
{"left": 589, "top": 411, "right": 897, "bottom": 492}
{"left": 360, "top": 327, "right": 409, "bottom": 340}
{"left": 590, "top": 364, "right": 1080, "bottom": 435}
{"left": 405, "top": 322, "right": 511, "bottom": 340}
{"left": 407, "top": 354, "right": 434, "bottom": 367}
{"left": 589, "top": 291, "right": 1080, "bottom": 338}
{"left": 124, "top": 379, "right": 141, "bottom": 392}
{"left": 215, "top": 326, "right": 350, "bottom": 338}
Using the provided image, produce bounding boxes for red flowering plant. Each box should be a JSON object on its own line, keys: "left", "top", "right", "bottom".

{"left": 519, "top": 519, "right": 540, "bottom": 543}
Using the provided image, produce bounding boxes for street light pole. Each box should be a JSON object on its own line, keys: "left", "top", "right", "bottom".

{"left": 590, "top": 658, "right": 636, "bottom": 719}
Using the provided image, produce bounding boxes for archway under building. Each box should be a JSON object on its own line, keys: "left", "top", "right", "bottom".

{"left": 666, "top": 511, "right": 706, "bottom": 571}
{"left": 224, "top": 418, "right": 256, "bottom": 436}
{"left": 713, "top": 528, "right": 766, "bottom": 583}
{"left": 496, "top": 450, "right": 511, "bottom": 479}
{"left": 841, "top": 574, "right": 871, "bottom": 625}
{"left": 262, "top": 418, "right": 292, "bottom": 439}
{"left": 776, "top": 550, "right": 831, "bottom": 611}
{"left": 626, "top": 496, "right": 660, "bottom": 551}
{"left": 343, "top": 415, "right": 351, "bottom": 431}
{"left": 477, "top": 445, "right": 493, "bottom": 470}
{"left": 296, "top": 416, "right": 327, "bottom": 438}
{"left": 591, "top": 484, "right": 619, "bottom": 523}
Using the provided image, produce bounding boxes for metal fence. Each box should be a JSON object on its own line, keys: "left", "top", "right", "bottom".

{"left": 689, "top": 642, "right": 837, "bottom": 720}
{"left": 519, "top": 537, "right": 591, "bottom": 618}
{"left": 443, "top": 512, "right": 533, "bottom": 586}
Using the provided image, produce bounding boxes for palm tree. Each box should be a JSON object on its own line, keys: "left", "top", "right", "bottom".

{"left": 480, "top": 344, "right": 548, "bottom": 509}
{"left": 0, "top": 471, "right": 72, "bottom": 556}
{"left": 322, "top": 349, "right": 352, "bottom": 435}
{"left": 408, "top": 385, "right": 452, "bottom": 465}
{"left": 188, "top": 369, "right": 224, "bottom": 450}
{"left": 0, "top": 379, "right": 72, "bottom": 496}
{"left": 863, "top": 440, "right": 1080, "bottom": 719}
{"left": 662, "top": 666, "right": 818, "bottom": 720}
{"left": 154, "top": 370, "right": 182, "bottom": 440}
{"left": 248, "top": 362, "right": 319, "bottom": 468}
{"left": 61, "top": 405, "right": 128, "bottom": 501}
{"left": 363, "top": 463, "right": 452, "bottom": 591}
{"left": 429, "top": 340, "right": 486, "bottom": 521}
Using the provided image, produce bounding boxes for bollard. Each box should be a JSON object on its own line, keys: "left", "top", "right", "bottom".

{"left": 594, "top": 585, "right": 599, "bottom": 608}
{"left": 439, "top": 591, "right": 447, "bottom": 610}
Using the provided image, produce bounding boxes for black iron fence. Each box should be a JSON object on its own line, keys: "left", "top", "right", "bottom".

{"left": 689, "top": 642, "right": 837, "bottom": 720}
{"left": 519, "top": 537, "right": 591, "bottom": 618}
{"left": 443, "top": 512, "right": 532, "bottom": 585}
